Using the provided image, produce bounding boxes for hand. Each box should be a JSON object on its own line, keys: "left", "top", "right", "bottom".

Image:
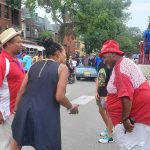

{"left": 0, "top": 111, "right": 4, "bottom": 124}
{"left": 69, "top": 104, "right": 79, "bottom": 114}
{"left": 123, "top": 119, "right": 134, "bottom": 133}
{"left": 95, "top": 92, "right": 100, "bottom": 100}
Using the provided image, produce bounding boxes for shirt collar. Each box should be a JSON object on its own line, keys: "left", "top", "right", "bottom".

{"left": 1, "top": 49, "right": 17, "bottom": 61}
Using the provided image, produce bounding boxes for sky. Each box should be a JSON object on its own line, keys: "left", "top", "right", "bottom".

{"left": 126, "top": 0, "right": 150, "bottom": 31}
{"left": 37, "top": 0, "right": 150, "bottom": 32}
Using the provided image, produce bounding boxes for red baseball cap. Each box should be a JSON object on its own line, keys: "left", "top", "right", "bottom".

{"left": 99, "top": 40, "right": 124, "bottom": 57}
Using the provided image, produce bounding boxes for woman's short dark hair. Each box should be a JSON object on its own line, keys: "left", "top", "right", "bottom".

{"left": 43, "top": 38, "right": 63, "bottom": 58}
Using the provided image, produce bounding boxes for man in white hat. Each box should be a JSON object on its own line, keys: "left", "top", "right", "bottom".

{"left": 0, "top": 28, "right": 25, "bottom": 150}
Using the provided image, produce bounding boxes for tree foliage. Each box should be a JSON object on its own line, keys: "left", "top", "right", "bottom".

{"left": 75, "top": 0, "right": 132, "bottom": 53}
{"left": 5, "top": 0, "right": 22, "bottom": 9}
{"left": 25, "top": 0, "right": 77, "bottom": 43}
{"left": 118, "top": 26, "right": 142, "bottom": 54}
{"left": 22, "top": 0, "right": 142, "bottom": 54}
{"left": 34, "top": 30, "right": 53, "bottom": 45}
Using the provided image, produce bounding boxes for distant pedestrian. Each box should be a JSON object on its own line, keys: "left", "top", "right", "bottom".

{"left": 99, "top": 40, "right": 150, "bottom": 150}
{"left": 95, "top": 54, "right": 103, "bottom": 72}
{"left": 10, "top": 38, "right": 79, "bottom": 150}
{"left": 72, "top": 58, "right": 77, "bottom": 68}
{"left": 83, "top": 55, "right": 89, "bottom": 66}
{"left": 22, "top": 51, "right": 32, "bottom": 73}
{"left": 0, "top": 28, "right": 25, "bottom": 150}
{"left": 144, "top": 23, "right": 150, "bottom": 63}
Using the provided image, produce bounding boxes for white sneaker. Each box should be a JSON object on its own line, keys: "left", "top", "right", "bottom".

{"left": 98, "top": 137, "right": 114, "bottom": 144}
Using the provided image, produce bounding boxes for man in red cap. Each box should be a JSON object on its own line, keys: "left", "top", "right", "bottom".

{"left": 99, "top": 40, "right": 150, "bottom": 150}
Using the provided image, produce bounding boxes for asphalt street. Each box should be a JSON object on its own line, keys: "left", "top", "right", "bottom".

{"left": 22, "top": 79, "right": 119, "bottom": 150}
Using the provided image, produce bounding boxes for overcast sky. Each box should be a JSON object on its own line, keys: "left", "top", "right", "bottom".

{"left": 37, "top": 0, "right": 150, "bottom": 32}
{"left": 126, "top": 0, "right": 150, "bottom": 31}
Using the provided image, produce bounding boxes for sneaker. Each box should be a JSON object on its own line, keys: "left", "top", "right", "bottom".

{"left": 98, "top": 137, "right": 114, "bottom": 144}
{"left": 100, "top": 128, "right": 108, "bottom": 137}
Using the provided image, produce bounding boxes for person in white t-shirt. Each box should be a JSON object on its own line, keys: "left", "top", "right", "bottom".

{"left": 72, "top": 59, "right": 77, "bottom": 67}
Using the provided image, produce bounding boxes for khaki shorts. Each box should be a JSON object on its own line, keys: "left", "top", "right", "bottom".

{"left": 96, "top": 97, "right": 106, "bottom": 108}
{"left": 0, "top": 114, "right": 14, "bottom": 150}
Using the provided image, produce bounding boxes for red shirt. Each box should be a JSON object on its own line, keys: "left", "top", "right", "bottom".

{"left": 106, "top": 58, "right": 150, "bottom": 126}
{"left": 0, "top": 50, "right": 25, "bottom": 119}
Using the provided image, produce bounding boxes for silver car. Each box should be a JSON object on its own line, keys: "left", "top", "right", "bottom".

{"left": 75, "top": 66, "right": 97, "bottom": 80}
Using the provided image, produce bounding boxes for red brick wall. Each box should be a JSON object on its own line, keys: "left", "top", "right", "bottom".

{"left": 0, "top": 0, "right": 21, "bottom": 32}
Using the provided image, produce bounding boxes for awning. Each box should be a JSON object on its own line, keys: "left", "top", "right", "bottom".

{"left": 22, "top": 43, "right": 45, "bottom": 51}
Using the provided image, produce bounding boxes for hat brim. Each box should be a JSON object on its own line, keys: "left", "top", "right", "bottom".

{"left": 99, "top": 50, "right": 124, "bottom": 57}
{"left": 1, "top": 31, "right": 21, "bottom": 45}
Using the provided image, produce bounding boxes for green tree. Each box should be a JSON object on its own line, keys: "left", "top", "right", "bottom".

{"left": 118, "top": 26, "right": 142, "bottom": 54}
{"left": 40, "top": 30, "right": 53, "bottom": 39}
{"left": 25, "top": 0, "right": 77, "bottom": 43}
{"left": 76, "top": 0, "right": 132, "bottom": 53}
{"left": 24, "top": 0, "right": 141, "bottom": 55}
{"left": 34, "top": 30, "right": 53, "bottom": 45}
{"left": 6, "top": 0, "right": 22, "bottom": 9}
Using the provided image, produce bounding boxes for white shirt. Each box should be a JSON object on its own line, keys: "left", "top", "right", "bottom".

{"left": 72, "top": 60, "right": 77, "bottom": 67}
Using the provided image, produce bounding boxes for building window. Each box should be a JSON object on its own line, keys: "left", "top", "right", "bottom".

{"left": 0, "top": 4, "right": 1, "bottom": 17}
{"left": 4, "top": 6, "right": 9, "bottom": 18}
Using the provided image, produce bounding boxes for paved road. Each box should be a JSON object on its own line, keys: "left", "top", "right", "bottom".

{"left": 22, "top": 79, "right": 119, "bottom": 150}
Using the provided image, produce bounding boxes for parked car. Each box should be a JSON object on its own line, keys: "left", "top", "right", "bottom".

{"left": 75, "top": 66, "right": 97, "bottom": 80}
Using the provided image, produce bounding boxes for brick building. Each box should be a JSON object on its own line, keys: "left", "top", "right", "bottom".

{"left": 0, "top": 0, "right": 21, "bottom": 32}
{"left": 64, "top": 33, "right": 84, "bottom": 57}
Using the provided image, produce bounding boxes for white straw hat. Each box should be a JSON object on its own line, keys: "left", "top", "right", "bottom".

{"left": 0, "top": 28, "right": 21, "bottom": 45}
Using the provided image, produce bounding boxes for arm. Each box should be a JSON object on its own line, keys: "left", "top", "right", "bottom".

{"left": 122, "top": 96, "right": 132, "bottom": 119}
{"left": 56, "top": 64, "right": 78, "bottom": 114}
{"left": 121, "top": 96, "right": 134, "bottom": 133}
{"left": 114, "top": 65, "right": 135, "bottom": 132}
{"left": 14, "top": 73, "right": 28, "bottom": 111}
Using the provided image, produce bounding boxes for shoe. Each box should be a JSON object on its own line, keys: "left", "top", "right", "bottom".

{"left": 98, "top": 137, "right": 114, "bottom": 144}
{"left": 100, "top": 128, "right": 108, "bottom": 136}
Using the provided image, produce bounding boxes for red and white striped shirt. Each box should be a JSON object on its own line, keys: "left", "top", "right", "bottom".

{"left": 0, "top": 50, "right": 25, "bottom": 120}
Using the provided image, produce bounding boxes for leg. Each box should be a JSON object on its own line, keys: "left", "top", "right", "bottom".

{"left": 9, "top": 139, "right": 21, "bottom": 150}
{"left": 0, "top": 115, "right": 14, "bottom": 150}
{"left": 98, "top": 107, "right": 108, "bottom": 127}
{"left": 106, "top": 112, "right": 113, "bottom": 138}
{"left": 144, "top": 46, "right": 150, "bottom": 64}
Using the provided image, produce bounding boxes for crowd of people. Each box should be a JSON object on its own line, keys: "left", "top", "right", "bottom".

{"left": 0, "top": 27, "right": 150, "bottom": 150}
